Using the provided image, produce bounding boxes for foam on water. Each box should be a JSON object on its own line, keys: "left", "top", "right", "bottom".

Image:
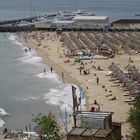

{"left": 8, "top": 34, "right": 23, "bottom": 47}
{"left": 36, "top": 72, "right": 60, "bottom": 82}
{"left": 19, "top": 55, "right": 42, "bottom": 65}
{"left": 0, "top": 108, "right": 9, "bottom": 116}
{"left": 18, "top": 47, "right": 43, "bottom": 65}
{"left": 0, "top": 118, "right": 5, "bottom": 128}
{"left": 15, "top": 96, "right": 40, "bottom": 101}
{"left": 0, "top": 108, "right": 9, "bottom": 128}
{"left": 43, "top": 84, "right": 86, "bottom": 114}
{"left": 44, "top": 85, "right": 73, "bottom": 113}
{"left": 8, "top": 33, "right": 43, "bottom": 65}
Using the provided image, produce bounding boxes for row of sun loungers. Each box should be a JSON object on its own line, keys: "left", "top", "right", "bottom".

{"left": 61, "top": 31, "right": 140, "bottom": 55}
{"left": 127, "top": 65, "right": 140, "bottom": 83}
{"left": 109, "top": 63, "right": 140, "bottom": 104}
{"left": 77, "top": 32, "right": 97, "bottom": 53}
{"left": 68, "top": 32, "right": 86, "bottom": 50}
{"left": 61, "top": 32, "right": 75, "bottom": 51}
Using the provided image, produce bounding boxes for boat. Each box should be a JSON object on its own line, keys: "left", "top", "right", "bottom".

{"left": 73, "top": 9, "right": 95, "bottom": 16}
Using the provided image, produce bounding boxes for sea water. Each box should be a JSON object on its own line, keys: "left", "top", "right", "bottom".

{"left": 0, "top": 33, "right": 85, "bottom": 129}
{"left": 0, "top": 0, "right": 140, "bottom": 21}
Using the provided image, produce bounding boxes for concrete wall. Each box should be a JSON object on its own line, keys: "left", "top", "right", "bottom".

{"left": 51, "top": 22, "right": 72, "bottom": 28}
{"left": 112, "top": 23, "right": 130, "bottom": 29}
{"left": 113, "top": 23, "right": 140, "bottom": 29}
{"left": 73, "top": 18, "right": 109, "bottom": 28}
{"left": 35, "top": 23, "right": 51, "bottom": 28}
{"left": 130, "top": 23, "right": 140, "bottom": 29}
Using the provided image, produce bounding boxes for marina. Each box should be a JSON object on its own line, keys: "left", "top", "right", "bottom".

{"left": 0, "top": 10, "right": 140, "bottom": 32}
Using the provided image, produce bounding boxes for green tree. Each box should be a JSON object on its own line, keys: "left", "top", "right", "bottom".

{"left": 128, "top": 94, "right": 140, "bottom": 140}
{"left": 33, "top": 113, "right": 61, "bottom": 140}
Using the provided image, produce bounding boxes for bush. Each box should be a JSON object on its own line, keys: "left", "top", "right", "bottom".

{"left": 33, "top": 113, "right": 60, "bottom": 140}
{"left": 128, "top": 94, "right": 140, "bottom": 140}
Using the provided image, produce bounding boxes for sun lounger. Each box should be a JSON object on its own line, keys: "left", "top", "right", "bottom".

{"left": 106, "top": 71, "right": 113, "bottom": 76}
{"left": 123, "top": 93, "right": 138, "bottom": 96}
{"left": 88, "top": 79, "right": 94, "bottom": 82}
{"left": 109, "top": 96, "right": 116, "bottom": 100}
{"left": 123, "top": 93, "right": 130, "bottom": 96}
{"left": 105, "top": 94, "right": 112, "bottom": 97}
{"left": 125, "top": 97, "right": 135, "bottom": 102}
{"left": 128, "top": 102, "right": 135, "bottom": 105}
{"left": 111, "top": 84, "right": 120, "bottom": 87}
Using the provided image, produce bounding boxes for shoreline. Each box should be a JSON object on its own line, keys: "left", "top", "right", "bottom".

{"left": 16, "top": 32, "right": 85, "bottom": 134}
{"left": 17, "top": 31, "right": 140, "bottom": 138}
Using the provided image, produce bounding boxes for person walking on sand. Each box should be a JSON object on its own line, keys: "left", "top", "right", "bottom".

{"left": 29, "top": 47, "right": 31, "bottom": 51}
{"left": 96, "top": 77, "right": 99, "bottom": 85}
{"left": 24, "top": 48, "right": 28, "bottom": 53}
{"left": 79, "top": 68, "right": 82, "bottom": 75}
{"left": 62, "top": 72, "right": 64, "bottom": 82}
{"left": 50, "top": 67, "right": 53, "bottom": 73}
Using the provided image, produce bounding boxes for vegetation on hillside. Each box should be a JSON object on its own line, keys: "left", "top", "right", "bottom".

{"left": 128, "top": 93, "right": 140, "bottom": 140}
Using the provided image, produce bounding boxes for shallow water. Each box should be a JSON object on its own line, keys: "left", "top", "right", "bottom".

{"left": 0, "top": 33, "right": 83, "bottom": 129}
{"left": 0, "top": 0, "right": 140, "bottom": 21}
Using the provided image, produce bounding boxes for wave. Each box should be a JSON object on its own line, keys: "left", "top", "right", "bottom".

{"left": 8, "top": 34, "right": 23, "bottom": 47}
{"left": 36, "top": 72, "right": 60, "bottom": 82}
{"left": 43, "top": 84, "right": 85, "bottom": 114}
{"left": 19, "top": 47, "right": 42, "bottom": 65}
{"left": 20, "top": 47, "right": 43, "bottom": 65}
{"left": 8, "top": 33, "right": 42, "bottom": 65}
{"left": 15, "top": 96, "right": 40, "bottom": 101}
{"left": 0, "top": 108, "right": 9, "bottom": 128}
{"left": 44, "top": 85, "right": 73, "bottom": 113}
{"left": 0, "top": 118, "right": 6, "bottom": 128}
{"left": 0, "top": 108, "right": 9, "bottom": 116}
{"left": 19, "top": 54, "right": 42, "bottom": 65}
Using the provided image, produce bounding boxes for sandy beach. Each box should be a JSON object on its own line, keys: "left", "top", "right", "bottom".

{"left": 17, "top": 31, "right": 140, "bottom": 138}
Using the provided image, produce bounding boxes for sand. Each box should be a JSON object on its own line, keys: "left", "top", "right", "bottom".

{"left": 17, "top": 31, "right": 140, "bottom": 138}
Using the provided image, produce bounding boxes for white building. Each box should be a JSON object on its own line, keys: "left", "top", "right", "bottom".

{"left": 51, "top": 20, "right": 74, "bottom": 28}
{"left": 73, "top": 15, "right": 109, "bottom": 28}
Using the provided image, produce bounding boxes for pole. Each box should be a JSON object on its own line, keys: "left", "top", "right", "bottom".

{"left": 57, "top": 106, "right": 66, "bottom": 133}
{"left": 71, "top": 85, "right": 77, "bottom": 127}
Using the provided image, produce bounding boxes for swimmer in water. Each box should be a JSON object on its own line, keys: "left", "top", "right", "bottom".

{"left": 25, "top": 48, "right": 28, "bottom": 53}
{"left": 44, "top": 68, "right": 46, "bottom": 74}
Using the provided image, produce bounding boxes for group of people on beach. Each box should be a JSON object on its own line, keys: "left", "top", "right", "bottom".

{"left": 43, "top": 66, "right": 53, "bottom": 74}
{"left": 79, "top": 62, "right": 91, "bottom": 75}
{"left": 24, "top": 47, "right": 31, "bottom": 53}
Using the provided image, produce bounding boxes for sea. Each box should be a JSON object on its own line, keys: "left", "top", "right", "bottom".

{"left": 0, "top": 0, "right": 140, "bottom": 130}
{"left": 0, "top": 33, "right": 78, "bottom": 130}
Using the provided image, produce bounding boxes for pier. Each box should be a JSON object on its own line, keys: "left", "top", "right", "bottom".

{"left": 0, "top": 26, "right": 140, "bottom": 32}
{"left": 0, "top": 16, "right": 38, "bottom": 25}
{"left": 0, "top": 15, "right": 140, "bottom": 32}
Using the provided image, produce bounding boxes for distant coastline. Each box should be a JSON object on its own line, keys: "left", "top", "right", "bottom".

{"left": 135, "top": 14, "right": 140, "bottom": 16}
